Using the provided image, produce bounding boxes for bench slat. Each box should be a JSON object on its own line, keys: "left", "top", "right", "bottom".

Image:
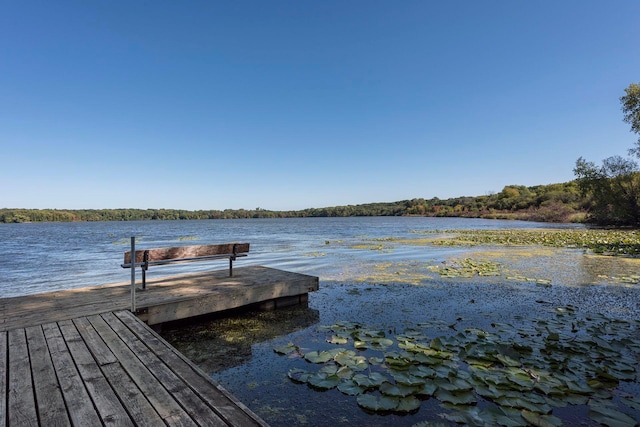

{"left": 124, "top": 243, "right": 249, "bottom": 265}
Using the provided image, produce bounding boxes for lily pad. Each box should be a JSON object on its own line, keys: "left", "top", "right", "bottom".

{"left": 353, "top": 372, "right": 388, "bottom": 388}
{"left": 395, "top": 395, "right": 421, "bottom": 413}
{"left": 356, "top": 394, "right": 398, "bottom": 412}
{"left": 274, "top": 342, "right": 298, "bottom": 355}
{"left": 379, "top": 381, "right": 420, "bottom": 397}
{"left": 521, "top": 410, "right": 563, "bottom": 427}
{"left": 588, "top": 403, "right": 638, "bottom": 427}
{"left": 304, "top": 348, "right": 344, "bottom": 364}
{"left": 435, "top": 388, "right": 477, "bottom": 405}
{"left": 307, "top": 372, "right": 340, "bottom": 390}
{"left": 337, "top": 380, "right": 366, "bottom": 396}
{"left": 327, "top": 335, "right": 349, "bottom": 345}
{"left": 287, "top": 368, "right": 312, "bottom": 383}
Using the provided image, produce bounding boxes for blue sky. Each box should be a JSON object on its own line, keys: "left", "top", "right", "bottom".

{"left": 2, "top": 1, "right": 639, "bottom": 211}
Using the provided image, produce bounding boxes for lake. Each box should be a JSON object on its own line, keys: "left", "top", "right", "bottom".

{"left": 0, "top": 216, "right": 580, "bottom": 297}
{"left": 1, "top": 217, "right": 639, "bottom": 426}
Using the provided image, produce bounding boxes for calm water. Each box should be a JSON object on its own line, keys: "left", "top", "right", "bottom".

{"left": 0, "top": 216, "right": 575, "bottom": 298}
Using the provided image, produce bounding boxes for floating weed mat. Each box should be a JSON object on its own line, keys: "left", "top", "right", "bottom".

{"left": 353, "top": 261, "right": 436, "bottom": 286}
{"left": 409, "top": 229, "right": 640, "bottom": 257}
{"left": 597, "top": 274, "right": 640, "bottom": 285}
{"left": 350, "top": 243, "right": 394, "bottom": 252}
{"left": 274, "top": 310, "right": 640, "bottom": 426}
{"left": 360, "top": 258, "right": 554, "bottom": 286}
{"left": 427, "top": 259, "right": 503, "bottom": 279}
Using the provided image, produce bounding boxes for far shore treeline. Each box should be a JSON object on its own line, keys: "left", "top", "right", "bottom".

{"left": 0, "top": 181, "right": 586, "bottom": 224}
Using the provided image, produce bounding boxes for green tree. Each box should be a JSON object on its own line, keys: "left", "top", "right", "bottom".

{"left": 573, "top": 83, "right": 640, "bottom": 226}
{"left": 574, "top": 156, "right": 640, "bottom": 226}
{"left": 622, "top": 82, "right": 640, "bottom": 153}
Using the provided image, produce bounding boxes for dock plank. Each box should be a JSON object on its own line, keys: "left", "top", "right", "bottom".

{"left": 24, "top": 325, "right": 70, "bottom": 426}
{"left": 71, "top": 316, "right": 166, "bottom": 426}
{"left": 58, "top": 319, "right": 134, "bottom": 427}
{"left": 0, "top": 332, "right": 6, "bottom": 427}
{"left": 86, "top": 314, "right": 198, "bottom": 426}
{"left": 102, "top": 312, "right": 228, "bottom": 427}
{"left": 100, "top": 362, "right": 166, "bottom": 427}
{"left": 115, "top": 310, "right": 268, "bottom": 426}
{"left": 42, "top": 322, "right": 103, "bottom": 426}
{"left": 8, "top": 329, "right": 38, "bottom": 426}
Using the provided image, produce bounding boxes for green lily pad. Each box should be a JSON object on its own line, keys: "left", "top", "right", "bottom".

{"left": 287, "top": 368, "right": 312, "bottom": 383}
{"left": 435, "top": 388, "right": 477, "bottom": 405}
{"left": 521, "top": 411, "right": 563, "bottom": 427}
{"left": 337, "top": 379, "right": 365, "bottom": 396}
{"left": 390, "top": 370, "right": 427, "bottom": 386}
{"left": 327, "top": 335, "right": 349, "bottom": 345}
{"left": 353, "top": 372, "right": 388, "bottom": 388}
{"left": 335, "top": 366, "right": 355, "bottom": 379}
{"left": 379, "top": 381, "right": 420, "bottom": 397}
{"left": 588, "top": 403, "right": 638, "bottom": 427}
{"left": 409, "top": 364, "right": 436, "bottom": 378}
{"left": 334, "top": 350, "right": 368, "bottom": 370}
{"left": 307, "top": 372, "right": 340, "bottom": 390}
{"left": 304, "top": 348, "right": 344, "bottom": 364}
{"left": 356, "top": 394, "right": 398, "bottom": 412}
{"left": 416, "top": 381, "right": 438, "bottom": 397}
{"left": 395, "top": 395, "right": 421, "bottom": 413}
{"left": 274, "top": 342, "right": 298, "bottom": 355}
{"left": 495, "top": 396, "right": 552, "bottom": 414}
{"left": 480, "top": 406, "right": 528, "bottom": 427}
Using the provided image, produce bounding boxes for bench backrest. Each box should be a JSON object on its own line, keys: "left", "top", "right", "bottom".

{"left": 124, "top": 243, "right": 250, "bottom": 265}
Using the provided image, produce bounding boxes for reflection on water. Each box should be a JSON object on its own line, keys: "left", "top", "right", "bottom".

{"left": 162, "top": 305, "right": 320, "bottom": 373}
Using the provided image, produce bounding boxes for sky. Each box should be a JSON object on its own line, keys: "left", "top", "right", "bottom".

{"left": 1, "top": 1, "right": 639, "bottom": 211}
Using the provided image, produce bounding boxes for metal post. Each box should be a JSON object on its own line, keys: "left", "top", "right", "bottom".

{"left": 130, "top": 236, "right": 136, "bottom": 312}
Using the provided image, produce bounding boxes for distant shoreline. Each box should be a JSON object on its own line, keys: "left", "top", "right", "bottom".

{"left": 0, "top": 181, "right": 587, "bottom": 224}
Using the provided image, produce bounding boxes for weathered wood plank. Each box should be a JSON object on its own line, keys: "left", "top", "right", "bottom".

{"left": 58, "top": 319, "right": 134, "bottom": 427}
{"left": 42, "top": 322, "right": 103, "bottom": 426}
{"left": 73, "top": 316, "right": 164, "bottom": 427}
{"left": 86, "top": 314, "right": 198, "bottom": 427}
{"left": 0, "top": 332, "right": 8, "bottom": 427}
{"left": 124, "top": 243, "right": 250, "bottom": 264}
{"left": 102, "top": 312, "right": 228, "bottom": 427}
{"left": 115, "top": 310, "right": 269, "bottom": 427}
{"left": 24, "top": 325, "right": 70, "bottom": 426}
{"left": 100, "top": 362, "right": 166, "bottom": 427}
{"left": 146, "top": 272, "right": 319, "bottom": 325}
{"left": 71, "top": 316, "right": 119, "bottom": 366}
{"left": 7, "top": 328, "right": 38, "bottom": 426}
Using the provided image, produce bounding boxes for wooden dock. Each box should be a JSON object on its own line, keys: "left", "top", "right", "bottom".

{"left": 0, "top": 265, "right": 320, "bottom": 331}
{"left": 1, "top": 310, "right": 268, "bottom": 426}
{"left": 0, "top": 265, "right": 319, "bottom": 426}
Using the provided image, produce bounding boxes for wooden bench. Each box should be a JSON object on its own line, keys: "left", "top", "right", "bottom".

{"left": 122, "top": 241, "right": 250, "bottom": 290}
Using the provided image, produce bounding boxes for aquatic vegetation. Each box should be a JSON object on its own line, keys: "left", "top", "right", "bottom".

{"left": 350, "top": 243, "right": 394, "bottom": 252}
{"left": 352, "top": 262, "right": 434, "bottom": 286}
{"left": 426, "top": 258, "right": 503, "bottom": 279}
{"left": 178, "top": 235, "right": 198, "bottom": 241}
{"left": 276, "top": 310, "right": 640, "bottom": 425}
{"left": 598, "top": 274, "right": 640, "bottom": 285}
{"left": 410, "top": 229, "right": 640, "bottom": 257}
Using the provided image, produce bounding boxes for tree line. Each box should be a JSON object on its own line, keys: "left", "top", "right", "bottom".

{"left": 0, "top": 180, "right": 585, "bottom": 223}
